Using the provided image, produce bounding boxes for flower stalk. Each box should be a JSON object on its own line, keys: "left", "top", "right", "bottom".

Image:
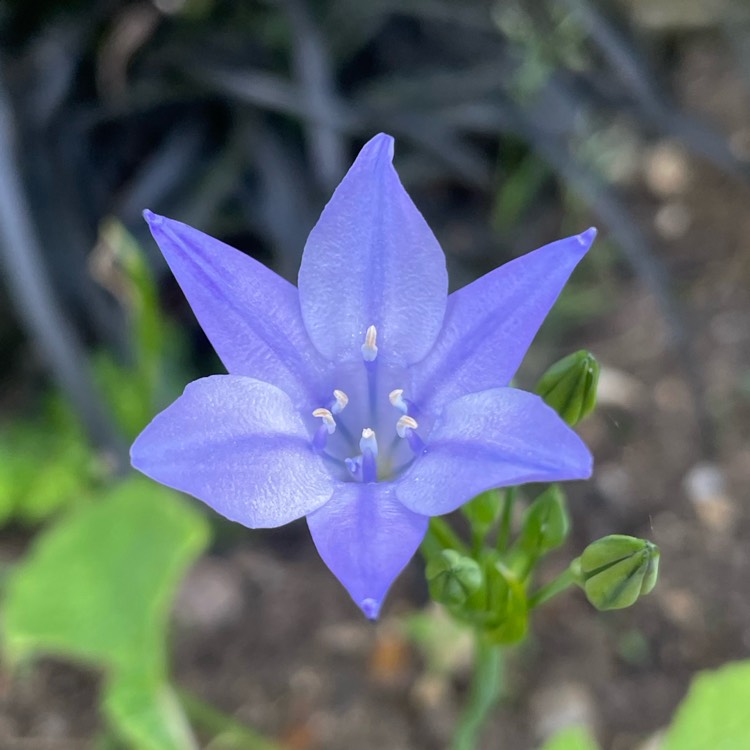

{"left": 451, "top": 633, "right": 504, "bottom": 750}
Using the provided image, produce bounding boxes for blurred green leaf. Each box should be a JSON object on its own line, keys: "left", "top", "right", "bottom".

{"left": 105, "top": 675, "right": 198, "bottom": 750}
{"left": 3, "top": 476, "right": 210, "bottom": 748}
{"left": 3, "top": 476, "right": 209, "bottom": 673}
{"left": 492, "top": 153, "right": 551, "bottom": 231}
{"left": 539, "top": 726, "right": 599, "bottom": 750}
{"left": 93, "top": 352, "right": 155, "bottom": 439}
{"left": 0, "top": 396, "right": 100, "bottom": 526}
{"left": 661, "top": 661, "right": 750, "bottom": 750}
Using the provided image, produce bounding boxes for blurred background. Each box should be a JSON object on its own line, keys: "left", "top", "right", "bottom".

{"left": 1, "top": 1, "right": 749, "bottom": 748}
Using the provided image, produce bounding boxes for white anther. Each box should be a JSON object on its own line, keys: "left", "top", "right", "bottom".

{"left": 312, "top": 407, "right": 336, "bottom": 434}
{"left": 396, "top": 415, "right": 418, "bottom": 439}
{"left": 361, "top": 325, "right": 378, "bottom": 362}
{"left": 389, "top": 388, "right": 408, "bottom": 414}
{"left": 331, "top": 389, "right": 349, "bottom": 414}
{"left": 359, "top": 427, "right": 378, "bottom": 456}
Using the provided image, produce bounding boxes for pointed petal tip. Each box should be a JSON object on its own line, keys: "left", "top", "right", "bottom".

{"left": 360, "top": 597, "right": 381, "bottom": 620}
{"left": 361, "top": 132, "right": 395, "bottom": 162}
{"left": 578, "top": 226, "right": 598, "bottom": 247}
{"left": 142, "top": 208, "right": 163, "bottom": 227}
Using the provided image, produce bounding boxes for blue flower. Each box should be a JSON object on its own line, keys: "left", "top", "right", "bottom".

{"left": 131, "top": 133, "right": 595, "bottom": 618}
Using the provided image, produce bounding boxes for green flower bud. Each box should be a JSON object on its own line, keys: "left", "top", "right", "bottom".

{"left": 574, "top": 535, "right": 660, "bottom": 611}
{"left": 518, "top": 485, "right": 570, "bottom": 556}
{"left": 535, "top": 350, "right": 600, "bottom": 426}
{"left": 484, "top": 561, "right": 528, "bottom": 645}
{"left": 461, "top": 489, "right": 503, "bottom": 534}
{"left": 426, "top": 550, "right": 483, "bottom": 608}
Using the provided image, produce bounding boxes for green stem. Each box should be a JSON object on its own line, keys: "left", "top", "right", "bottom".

{"left": 425, "top": 516, "right": 469, "bottom": 555}
{"left": 496, "top": 487, "right": 517, "bottom": 552}
{"left": 451, "top": 633, "right": 504, "bottom": 750}
{"left": 528, "top": 567, "right": 577, "bottom": 609}
{"left": 178, "top": 689, "right": 283, "bottom": 750}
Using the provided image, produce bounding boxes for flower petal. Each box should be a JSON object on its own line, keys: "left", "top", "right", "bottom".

{"left": 144, "top": 211, "right": 329, "bottom": 408}
{"left": 131, "top": 375, "right": 334, "bottom": 527}
{"left": 307, "top": 482, "right": 428, "bottom": 618}
{"left": 298, "top": 133, "right": 448, "bottom": 366}
{"left": 411, "top": 229, "right": 596, "bottom": 413}
{"left": 396, "top": 387, "right": 592, "bottom": 516}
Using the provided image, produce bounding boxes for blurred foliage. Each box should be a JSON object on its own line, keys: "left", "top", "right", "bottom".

{"left": 0, "top": 221, "right": 186, "bottom": 525}
{"left": 661, "top": 660, "right": 750, "bottom": 750}
{"left": 3, "top": 477, "right": 209, "bottom": 749}
{"left": 539, "top": 726, "right": 599, "bottom": 750}
{"left": 540, "top": 660, "right": 750, "bottom": 750}
{"left": 0, "top": 395, "right": 101, "bottom": 525}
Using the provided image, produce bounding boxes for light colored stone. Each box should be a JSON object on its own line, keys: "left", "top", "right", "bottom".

{"left": 654, "top": 202, "right": 692, "bottom": 240}
{"left": 643, "top": 143, "right": 691, "bottom": 197}
{"left": 531, "top": 681, "right": 597, "bottom": 742}
{"left": 683, "top": 462, "right": 737, "bottom": 534}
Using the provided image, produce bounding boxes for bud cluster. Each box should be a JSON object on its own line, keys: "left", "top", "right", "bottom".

{"left": 422, "top": 350, "right": 659, "bottom": 642}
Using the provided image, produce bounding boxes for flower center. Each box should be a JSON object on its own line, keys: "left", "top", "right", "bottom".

{"left": 309, "top": 325, "right": 427, "bottom": 482}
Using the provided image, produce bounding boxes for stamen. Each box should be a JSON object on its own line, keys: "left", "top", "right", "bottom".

{"left": 389, "top": 389, "right": 408, "bottom": 414}
{"left": 396, "top": 415, "right": 418, "bottom": 438}
{"left": 361, "top": 325, "right": 378, "bottom": 361}
{"left": 360, "top": 428, "right": 378, "bottom": 483}
{"left": 312, "top": 407, "right": 336, "bottom": 434}
{"left": 331, "top": 389, "right": 349, "bottom": 414}
{"left": 395, "top": 415, "right": 426, "bottom": 455}
{"left": 312, "top": 408, "right": 336, "bottom": 452}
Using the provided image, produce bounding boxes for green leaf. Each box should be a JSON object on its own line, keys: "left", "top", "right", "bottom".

{"left": 0, "top": 398, "right": 98, "bottom": 526}
{"left": 539, "top": 726, "right": 599, "bottom": 750}
{"left": 3, "top": 476, "right": 210, "bottom": 676}
{"left": 105, "top": 674, "right": 198, "bottom": 750}
{"left": 662, "top": 661, "right": 750, "bottom": 750}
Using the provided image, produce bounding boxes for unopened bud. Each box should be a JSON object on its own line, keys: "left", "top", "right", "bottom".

{"left": 484, "top": 561, "right": 528, "bottom": 645}
{"left": 573, "top": 535, "right": 660, "bottom": 611}
{"left": 461, "top": 489, "right": 503, "bottom": 534}
{"left": 426, "top": 550, "right": 483, "bottom": 608}
{"left": 535, "top": 350, "right": 600, "bottom": 426}
{"left": 518, "top": 485, "right": 570, "bottom": 556}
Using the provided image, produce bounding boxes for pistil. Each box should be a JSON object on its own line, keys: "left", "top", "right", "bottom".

{"left": 361, "top": 324, "right": 379, "bottom": 417}
{"left": 360, "top": 428, "right": 378, "bottom": 483}
{"left": 389, "top": 388, "right": 408, "bottom": 414}
{"left": 361, "top": 325, "right": 378, "bottom": 361}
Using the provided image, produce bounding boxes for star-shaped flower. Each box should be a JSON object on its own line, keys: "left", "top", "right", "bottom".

{"left": 131, "top": 133, "right": 595, "bottom": 618}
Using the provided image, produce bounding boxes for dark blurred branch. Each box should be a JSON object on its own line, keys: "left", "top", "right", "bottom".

{"left": 241, "top": 119, "right": 318, "bottom": 280}
{"left": 282, "top": 0, "right": 347, "bottom": 190}
{"left": 193, "top": 65, "right": 357, "bottom": 130}
{"left": 114, "top": 121, "right": 208, "bottom": 224}
{"left": 0, "top": 70, "right": 127, "bottom": 467}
